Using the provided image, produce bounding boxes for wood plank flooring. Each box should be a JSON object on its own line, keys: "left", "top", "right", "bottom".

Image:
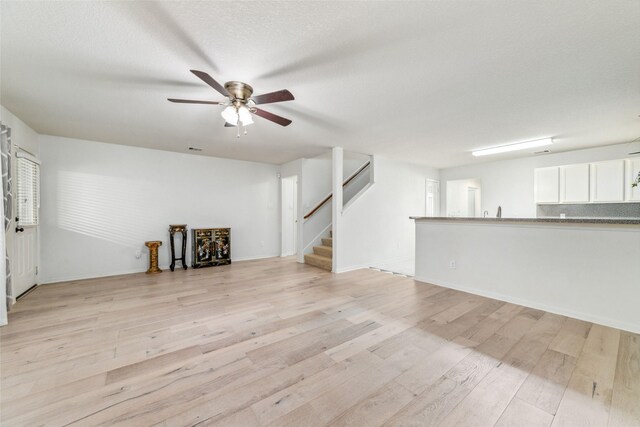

{"left": 1, "top": 257, "right": 638, "bottom": 426}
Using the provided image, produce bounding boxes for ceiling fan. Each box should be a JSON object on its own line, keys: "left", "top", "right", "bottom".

{"left": 168, "top": 70, "right": 294, "bottom": 136}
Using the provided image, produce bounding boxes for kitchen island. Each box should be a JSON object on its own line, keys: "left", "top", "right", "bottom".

{"left": 412, "top": 216, "right": 640, "bottom": 333}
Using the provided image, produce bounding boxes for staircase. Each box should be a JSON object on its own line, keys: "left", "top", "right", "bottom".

{"left": 301, "top": 158, "right": 371, "bottom": 273}
{"left": 304, "top": 233, "right": 332, "bottom": 271}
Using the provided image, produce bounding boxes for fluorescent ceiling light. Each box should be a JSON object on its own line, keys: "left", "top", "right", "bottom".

{"left": 472, "top": 138, "right": 553, "bottom": 157}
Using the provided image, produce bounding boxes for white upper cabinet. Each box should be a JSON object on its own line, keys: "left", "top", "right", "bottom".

{"left": 627, "top": 158, "right": 640, "bottom": 201}
{"left": 535, "top": 158, "right": 639, "bottom": 204}
{"left": 560, "top": 164, "right": 590, "bottom": 203}
{"left": 534, "top": 166, "right": 559, "bottom": 203}
{"left": 590, "top": 160, "right": 625, "bottom": 202}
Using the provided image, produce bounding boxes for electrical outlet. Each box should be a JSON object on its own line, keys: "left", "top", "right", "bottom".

{"left": 135, "top": 250, "right": 141, "bottom": 259}
{"left": 449, "top": 260, "right": 456, "bottom": 269}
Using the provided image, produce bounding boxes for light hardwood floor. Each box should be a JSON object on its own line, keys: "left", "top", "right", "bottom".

{"left": 1, "top": 257, "right": 638, "bottom": 426}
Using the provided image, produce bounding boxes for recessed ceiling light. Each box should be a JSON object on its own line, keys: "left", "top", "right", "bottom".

{"left": 472, "top": 138, "right": 553, "bottom": 157}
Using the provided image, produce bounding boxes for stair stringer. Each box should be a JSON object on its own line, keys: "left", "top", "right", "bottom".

{"left": 302, "top": 223, "right": 332, "bottom": 255}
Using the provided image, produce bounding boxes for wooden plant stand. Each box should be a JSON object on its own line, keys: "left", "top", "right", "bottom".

{"left": 169, "top": 224, "right": 188, "bottom": 271}
{"left": 145, "top": 241, "right": 163, "bottom": 274}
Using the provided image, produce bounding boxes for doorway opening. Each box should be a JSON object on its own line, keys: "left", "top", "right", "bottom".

{"left": 445, "top": 178, "right": 482, "bottom": 217}
{"left": 281, "top": 175, "right": 298, "bottom": 257}
{"left": 425, "top": 179, "right": 440, "bottom": 217}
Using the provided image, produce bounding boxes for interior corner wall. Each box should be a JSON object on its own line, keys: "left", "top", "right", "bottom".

{"left": 39, "top": 135, "right": 281, "bottom": 284}
{"left": 439, "top": 142, "right": 639, "bottom": 218}
{"left": 337, "top": 156, "right": 439, "bottom": 275}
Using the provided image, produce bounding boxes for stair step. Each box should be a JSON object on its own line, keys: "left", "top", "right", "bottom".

{"left": 321, "top": 237, "right": 333, "bottom": 247}
{"left": 313, "top": 245, "right": 332, "bottom": 257}
{"left": 304, "top": 253, "right": 332, "bottom": 271}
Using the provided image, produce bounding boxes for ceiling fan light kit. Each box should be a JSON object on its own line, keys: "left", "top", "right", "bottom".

{"left": 472, "top": 137, "right": 554, "bottom": 157}
{"left": 168, "top": 70, "right": 294, "bottom": 139}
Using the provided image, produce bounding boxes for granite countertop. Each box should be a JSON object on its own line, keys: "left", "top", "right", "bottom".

{"left": 410, "top": 216, "right": 640, "bottom": 225}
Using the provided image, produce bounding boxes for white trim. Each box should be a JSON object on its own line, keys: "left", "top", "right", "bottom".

{"left": 333, "top": 264, "right": 369, "bottom": 273}
{"left": 231, "top": 254, "right": 279, "bottom": 262}
{"left": 40, "top": 254, "right": 280, "bottom": 285}
{"left": 16, "top": 149, "right": 40, "bottom": 165}
{"left": 302, "top": 223, "right": 332, "bottom": 254}
{"left": 414, "top": 275, "right": 640, "bottom": 335}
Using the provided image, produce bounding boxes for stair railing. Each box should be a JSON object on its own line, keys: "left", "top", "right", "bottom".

{"left": 303, "top": 161, "right": 371, "bottom": 220}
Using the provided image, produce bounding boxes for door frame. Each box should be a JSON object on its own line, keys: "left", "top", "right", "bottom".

{"left": 280, "top": 175, "right": 298, "bottom": 257}
{"left": 11, "top": 146, "right": 40, "bottom": 300}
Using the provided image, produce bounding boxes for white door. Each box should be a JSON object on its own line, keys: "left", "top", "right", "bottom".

{"left": 425, "top": 179, "right": 440, "bottom": 217}
{"left": 281, "top": 176, "right": 297, "bottom": 256}
{"left": 13, "top": 153, "right": 39, "bottom": 298}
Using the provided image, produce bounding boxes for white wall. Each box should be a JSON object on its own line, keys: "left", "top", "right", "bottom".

{"left": 39, "top": 135, "right": 280, "bottom": 283}
{"left": 440, "top": 142, "right": 640, "bottom": 218}
{"left": 337, "top": 156, "right": 439, "bottom": 275}
{"left": 415, "top": 219, "right": 640, "bottom": 334}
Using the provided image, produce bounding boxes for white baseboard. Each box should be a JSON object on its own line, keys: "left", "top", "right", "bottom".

{"left": 42, "top": 267, "right": 154, "bottom": 285}
{"left": 41, "top": 254, "right": 280, "bottom": 285}
{"left": 414, "top": 275, "right": 640, "bottom": 335}
{"left": 334, "top": 263, "right": 370, "bottom": 273}
{"left": 231, "top": 254, "right": 279, "bottom": 262}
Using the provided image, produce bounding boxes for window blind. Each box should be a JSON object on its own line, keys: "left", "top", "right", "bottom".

{"left": 16, "top": 157, "right": 39, "bottom": 227}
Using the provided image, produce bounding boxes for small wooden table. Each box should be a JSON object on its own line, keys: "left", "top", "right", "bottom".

{"left": 145, "top": 241, "right": 163, "bottom": 274}
{"left": 169, "top": 224, "right": 188, "bottom": 271}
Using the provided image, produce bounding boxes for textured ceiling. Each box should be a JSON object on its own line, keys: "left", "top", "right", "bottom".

{"left": 1, "top": 1, "right": 639, "bottom": 167}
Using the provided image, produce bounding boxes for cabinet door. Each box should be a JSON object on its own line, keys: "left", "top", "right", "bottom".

{"left": 590, "top": 160, "right": 625, "bottom": 202}
{"left": 534, "top": 167, "right": 559, "bottom": 203}
{"left": 560, "top": 164, "right": 590, "bottom": 203}
{"left": 627, "top": 158, "right": 640, "bottom": 201}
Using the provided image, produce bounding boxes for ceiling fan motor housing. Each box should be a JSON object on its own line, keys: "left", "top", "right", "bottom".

{"left": 225, "top": 81, "right": 254, "bottom": 103}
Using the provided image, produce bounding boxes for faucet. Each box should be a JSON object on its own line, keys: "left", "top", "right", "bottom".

{"left": 496, "top": 206, "right": 502, "bottom": 218}
{"left": 483, "top": 210, "right": 489, "bottom": 218}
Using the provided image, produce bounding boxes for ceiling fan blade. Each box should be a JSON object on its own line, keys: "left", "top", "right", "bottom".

{"left": 190, "top": 69, "right": 229, "bottom": 97}
{"left": 251, "top": 89, "right": 294, "bottom": 105}
{"left": 253, "top": 108, "right": 292, "bottom": 127}
{"left": 168, "top": 98, "right": 220, "bottom": 105}
{"left": 224, "top": 122, "right": 236, "bottom": 127}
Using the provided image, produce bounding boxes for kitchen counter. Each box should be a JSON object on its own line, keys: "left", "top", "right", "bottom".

{"left": 410, "top": 216, "right": 640, "bottom": 225}
{"left": 413, "top": 215, "right": 640, "bottom": 333}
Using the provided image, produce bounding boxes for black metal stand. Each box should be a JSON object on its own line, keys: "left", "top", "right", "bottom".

{"left": 169, "top": 224, "right": 188, "bottom": 271}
